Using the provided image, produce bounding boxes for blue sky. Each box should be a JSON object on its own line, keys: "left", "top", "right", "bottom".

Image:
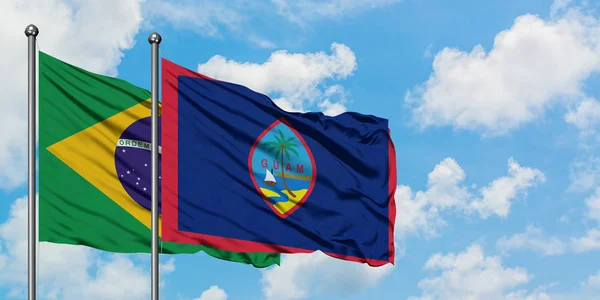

{"left": 2, "top": 0, "right": 600, "bottom": 299}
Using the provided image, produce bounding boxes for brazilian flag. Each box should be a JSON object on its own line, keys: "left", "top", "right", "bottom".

{"left": 38, "top": 51, "right": 280, "bottom": 267}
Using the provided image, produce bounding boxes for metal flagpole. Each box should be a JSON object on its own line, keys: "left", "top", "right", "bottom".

{"left": 25, "top": 24, "right": 39, "bottom": 300}
{"left": 148, "top": 32, "right": 162, "bottom": 300}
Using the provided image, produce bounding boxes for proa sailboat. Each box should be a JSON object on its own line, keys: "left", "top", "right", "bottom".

{"left": 263, "top": 169, "right": 277, "bottom": 186}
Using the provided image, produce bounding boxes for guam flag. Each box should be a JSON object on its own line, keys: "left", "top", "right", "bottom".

{"left": 38, "top": 51, "right": 279, "bottom": 268}
{"left": 162, "top": 59, "right": 397, "bottom": 266}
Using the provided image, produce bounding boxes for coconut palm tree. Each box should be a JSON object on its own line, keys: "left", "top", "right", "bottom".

{"left": 264, "top": 129, "right": 300, "bottom": 197}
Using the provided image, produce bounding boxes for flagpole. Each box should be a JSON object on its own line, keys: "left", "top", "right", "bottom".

{"left": 25, "top": 24, "right": 40, "bottom": 300}
{"left": 25, "top": 24, "right": 39, "bottom": 300}
{"left": 148, "top": 32, "right": 162, "bottom": 300}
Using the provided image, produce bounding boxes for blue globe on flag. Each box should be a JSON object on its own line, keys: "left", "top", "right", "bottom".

{"left": 114, "top": 116, "right": 162, "bottom": 214}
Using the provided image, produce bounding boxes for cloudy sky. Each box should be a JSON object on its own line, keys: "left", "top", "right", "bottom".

{"left": 2, "top": 0, "right": 600, "bottom": 299}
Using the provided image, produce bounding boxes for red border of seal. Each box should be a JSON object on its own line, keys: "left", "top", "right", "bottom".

{"left": 247, "top": 118, "right": 317, "bottom": 219}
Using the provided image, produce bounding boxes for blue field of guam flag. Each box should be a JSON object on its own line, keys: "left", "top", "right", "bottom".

{"left": 161, "top": 58, "right": 397, "bottom": 266}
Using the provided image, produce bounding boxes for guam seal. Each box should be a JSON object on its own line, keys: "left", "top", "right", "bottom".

{"left": 248, "top": 118, "right": 316, "bottom": 218}
{"left": 114, "top": 116, "right": 162, "bottom": 214}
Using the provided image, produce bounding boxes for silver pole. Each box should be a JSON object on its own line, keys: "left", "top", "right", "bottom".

{"left": 148, "top": 32, "right": 161, "bottom": 300}
{"left": 25, "top": 24, "right": 38, "bottom": 300}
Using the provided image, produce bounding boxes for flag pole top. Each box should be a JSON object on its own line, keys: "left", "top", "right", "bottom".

{"left": 148, "top": 32, "right": 162, "bottom": 44}
{"left": 24, "top": 24, "right": 39, "bottom": 37}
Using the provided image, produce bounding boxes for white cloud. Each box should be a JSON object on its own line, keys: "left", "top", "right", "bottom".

{"left": 571, "top": 228, "right": 600, "bottom": 253}
{"left": 247, "top": 35, "right": 277, "bottom": 49}
{"left": 409, "top": 244, "right": 550, "bottom": 300}
{"left": 565, "top": 97, "right": 600, "bottom": 137}
{"left": 569, "top": 157, "right": 600, "bottom": 192}
{"left": 0, "top": 0, "right": 146, "bottom": 189}
{"left": 197, "top": 42, "right": 357, "bottom": 113}
{"left": 194, "top": 285, "right": 228, "bottom": 300}
{"left": 262, "top": 157, "right": 541, "bottom": 300}
{"left": 317, "top": 99, "right": 347, "bottom": 116}
{"left": 394, "top": 158, "right": 468, "bottom": 238}
{"left": 317, "top": 85, "right": 348, "bottom": 116}
{"left": 144, "top": 0, "right": 400, "bottom": 43}
{"left": 160, "top": 257, "right": 176, "bottom": 273}
{"left": 566, "top": 185, "right": 600, "bottom": 253}
{"left": 394, "top": 185, "right": 444, "bottom": 238}
{"left": 0, "top": 196, "right": 175, "bottom": 299}
{"left": 260, "top": 251, "right": 394, "bottom": 300}
{"left": 424, "top": 44, "right": 434, "bottom": 58}
{"left": 468, "top": 158, "right": 546, "bottom": 219}
{"left": 272, "top": 0, "right": 401, "bottom": 25}
{"left": 143, "top": 0, "right": 243, "bottom": 37}
{"left": 271, "top": 98, "right": 307, "bottom": 114}
{"left": 581, "top": 270, "right": 600, "bottom": 289}
{"left": 80, "top": 255, "right": 150, "bottom": 299}
{"left": 496, "top": 225, "right": 566, "bottom": 256}
{"left": 504, "top": 289, "right": 553, "bottom": 300}
{"left": 406, "top": 3, "right": 600, "bottom": 135}
{"left": 142, "top": 1, "right": 270, "bottom": 50}
{"left": 396, "top": 157, "right": 545, "bottom": 238}
{"left": 585, "top": 188, "right": 600, "bottom": 222}
{"left": 550, "top": 0, "right": 574, "bottom": 17}
{"left": 537, "top": 270, "right": 600, "bottom": 299}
